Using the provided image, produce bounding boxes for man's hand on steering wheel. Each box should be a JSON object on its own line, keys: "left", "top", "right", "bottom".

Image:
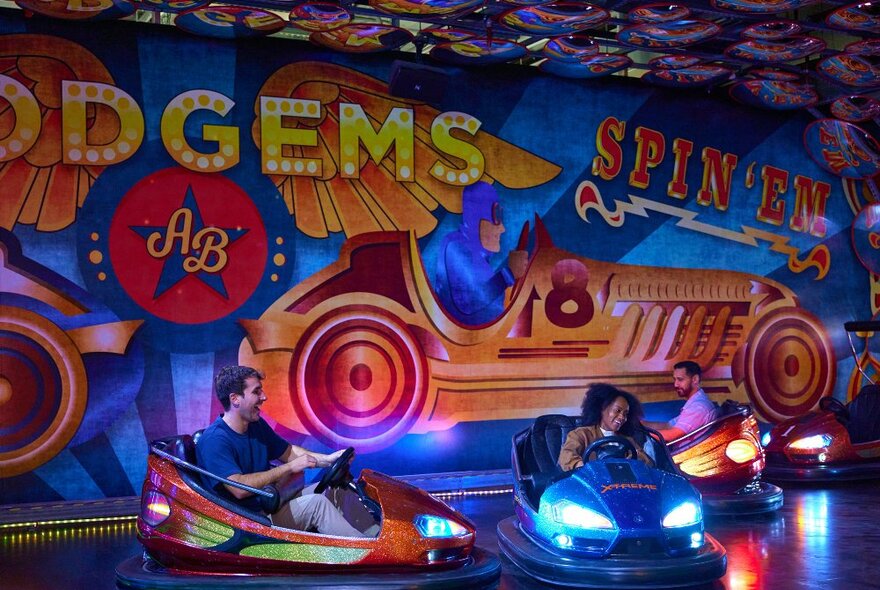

{"left": 321, "top": 447, "right": 350, "bottom": 468}
{"left": 314, "top": 447, "right": 355, "bottom": 494}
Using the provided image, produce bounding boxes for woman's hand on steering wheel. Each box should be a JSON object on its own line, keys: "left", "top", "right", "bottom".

{"left": 582, "top": 436, "right": 638, "bottom": 463}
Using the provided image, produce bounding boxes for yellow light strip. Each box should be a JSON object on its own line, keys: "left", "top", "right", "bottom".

{"left": 0, "top": 514, "right": 137, "bottom": 531}
{"left": 432, "top": 487, "right": 512, "bottom": 499}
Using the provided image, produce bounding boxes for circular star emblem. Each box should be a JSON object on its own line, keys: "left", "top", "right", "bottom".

{"left": 108, "top": 167, "right": 267, "bottom": 324}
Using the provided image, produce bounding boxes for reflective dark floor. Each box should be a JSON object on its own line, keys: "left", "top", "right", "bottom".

{"left": 2, "top": 480, "right": 879, "bottom": 590}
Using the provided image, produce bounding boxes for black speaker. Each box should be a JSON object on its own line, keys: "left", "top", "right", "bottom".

{"left": 388, "top": 60, "right": 448, "bottom": 104}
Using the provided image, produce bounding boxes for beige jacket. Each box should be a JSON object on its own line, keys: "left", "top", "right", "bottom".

{"left": 558, "top": 424, "right": 654, "bottom": 471}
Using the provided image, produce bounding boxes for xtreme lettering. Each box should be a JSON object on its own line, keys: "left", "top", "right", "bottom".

{"left": 600, "top": 483, "right": 658, "bottom": 493}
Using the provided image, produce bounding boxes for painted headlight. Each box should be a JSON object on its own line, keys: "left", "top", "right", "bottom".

{"left": 663, "top": 501, "right": 701, "bottom": 528}
{"left": 789, "top": 434, "right": 832, "bottom": 450}
{"left": 551, "top": 500, "right": 614, "bottom": 529}
{"left": 414, "top": 515, "right": 469, "bottom": 538}
{"left": 725, "top": 439, "right": 759, "bottom": 463}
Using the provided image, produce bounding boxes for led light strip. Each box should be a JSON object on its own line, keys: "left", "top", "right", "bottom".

{"left": 0, "top": 514, "right": 137, "bottom": 531}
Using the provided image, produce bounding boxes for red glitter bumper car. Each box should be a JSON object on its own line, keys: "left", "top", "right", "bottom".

{"left": 666, "top": 401, "right": 783, "bottom": 515}
{"left": 115, "top": 435, "right": 500, "bottom": 589}
{"left": 764, "top": 321, "right": 880, "bottom": 482}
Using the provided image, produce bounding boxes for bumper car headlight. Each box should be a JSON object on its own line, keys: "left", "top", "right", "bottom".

{"left": 663, "top": 501, "right": 701, "bottom": 528}
{"left": 761, "top": 431, "right": 772, "bottom": 447}
{"left": 789, "top": 434, "right": 832, "bottom": 450}
{"left": 725, "top": 438, "right": 759, "bottom": 464}
{"left": 414, "top": 515, "right": 469, "bottom": 538}
{"left": 551, "top": 500, "right": 614, "bottom": 529}
{"left": 142, "top": 491, "right": 171, "bottom": 527}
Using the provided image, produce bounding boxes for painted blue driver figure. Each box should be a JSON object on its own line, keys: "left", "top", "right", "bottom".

{"left": 435, "top": 181, "right": 528, "bottom": 325}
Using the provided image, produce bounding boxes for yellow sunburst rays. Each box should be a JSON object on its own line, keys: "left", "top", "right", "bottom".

{"left": 0, "top": 36, "right": 117, "bottom": 231}
{"left": 253, "top": 61, "right": 560, "bottom": 239}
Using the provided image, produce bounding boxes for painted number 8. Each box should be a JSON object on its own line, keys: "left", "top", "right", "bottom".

{"left": 546, "top": 259, "right": 594, "bottom": 328}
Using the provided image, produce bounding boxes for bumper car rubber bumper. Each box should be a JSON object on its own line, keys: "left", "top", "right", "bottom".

{"left": 115, "top": 547, "right": 501, "bottom": 590}
{"left": 702, "top": 481, "right": 784, "bottom": 516}
{"left": 496, "top": 516, "right": 726, "bottom": 589}
{"left": 764, "top": 459, "right": 880, "bottom": 482}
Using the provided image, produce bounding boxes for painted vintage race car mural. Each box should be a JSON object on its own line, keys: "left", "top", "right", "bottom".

{"left": 239, "top": 219, "right": 835, "bottom": 453}
{"left": 0, "top": 230, "right": 144, "bottom": 479}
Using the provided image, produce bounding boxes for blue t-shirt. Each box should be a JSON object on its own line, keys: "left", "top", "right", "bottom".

{"left": 195, "top": 416, "right": 289, "bottom": 511}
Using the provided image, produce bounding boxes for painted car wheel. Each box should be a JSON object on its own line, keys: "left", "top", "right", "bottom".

{"left": 0, "top": 306, "right": 88, "bottom": 478}
{"left": 291, "top": 307, "right": 429, "bottom": 452}
{"left": 743, "top": 308, "right": 834, "bottom": 422}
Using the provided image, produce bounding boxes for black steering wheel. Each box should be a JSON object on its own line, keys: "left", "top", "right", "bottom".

{"left": 314, "top": 447, "right": 355, "bottom": 494}
{"left": 819, "top": 396, "right": 850, "bottom": 422}
{"left": 582, "top": 436, "right": 638, "bottom": 463}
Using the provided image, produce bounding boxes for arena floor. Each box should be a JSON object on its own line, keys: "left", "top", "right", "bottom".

{"left": 2, "top": 478, "right": 878, "bottom": 590}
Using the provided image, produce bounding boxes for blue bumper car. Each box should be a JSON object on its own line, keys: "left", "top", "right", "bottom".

{"left": 497, "top": 415, "right": 727, "bottom": 588}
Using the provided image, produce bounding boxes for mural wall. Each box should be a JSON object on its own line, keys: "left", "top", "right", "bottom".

{"left": 0, "top": 8, "right": 875, "bottom": 503}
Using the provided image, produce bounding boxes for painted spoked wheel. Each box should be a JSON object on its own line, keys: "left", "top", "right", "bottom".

{"left": 744, "top": 308, "right": 835, "bottom": 422}
{"left": 0, "top": 306, "right": 88, "bottom": 478}
{"left": 290, "top": 307, "right": 429, "bottom": 452}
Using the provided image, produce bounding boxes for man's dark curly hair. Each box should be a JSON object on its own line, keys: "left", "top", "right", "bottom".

{"left": 215, "top": 365, "right": 264, "bottom": 411}
{"left": 580, "top": 382, "right": 644, "bottom": 437}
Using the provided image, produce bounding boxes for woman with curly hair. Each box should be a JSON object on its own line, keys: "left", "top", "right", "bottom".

{"left": 558, "top": 383, "right": 654, "bottom": 471}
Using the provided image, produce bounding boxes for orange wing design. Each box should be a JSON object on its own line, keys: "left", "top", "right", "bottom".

{"left": 0, "top": 35, "right": 116, "bottom": 231}
{"left": 252, "top": 61, "right": 562, "bottom": 238}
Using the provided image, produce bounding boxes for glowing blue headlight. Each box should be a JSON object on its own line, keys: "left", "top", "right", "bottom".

{"left": 413, "top": 514, "right": 468, "bottom": 538}
{"left": 663, "top": 501, "right": 701, "bottom": 528}
{"left": 761, "top": 431, "right": 772, "bottom": 447}
{"left": 789, "top": 434, "right": 832, "bottom": 450}
{"left": 551, "top": 500, "right": 614, "bottom": 529}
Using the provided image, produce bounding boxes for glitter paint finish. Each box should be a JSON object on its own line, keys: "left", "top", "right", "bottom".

{"left": 134, "top": 451, "right": 480, "bottom": 574}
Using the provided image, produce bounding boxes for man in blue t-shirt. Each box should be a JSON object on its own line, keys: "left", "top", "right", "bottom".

{"left": 196, "top": 365, "right": 376, "bottom": 537}
{"left": 645, "top": 361, "right": 719, "bottom": 442}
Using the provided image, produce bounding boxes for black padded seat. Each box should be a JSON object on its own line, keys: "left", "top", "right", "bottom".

{"left": 151, "top": 434, "right": 272, "bottom": 526}
{"left": 847, "top": 385, "right": 880, "bottom": 444}
{"left": 530, "top": 414, "right": 577, "bottom": 475}
{"left": 169, "top": 434, "right": 197, "bottom": 463}
{"left": 515, "top": 415, "right": 577, "bottom": 506}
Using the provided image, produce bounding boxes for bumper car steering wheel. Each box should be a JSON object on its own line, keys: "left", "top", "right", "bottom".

{"left": 315, "top": 447, "right": 355, "bottom": 493}
{"left": 583, "top": 436, "right": 638, "bottom": 462}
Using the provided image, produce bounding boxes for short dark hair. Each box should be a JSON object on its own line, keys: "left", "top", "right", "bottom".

{"left": 673, "top": 361, "right": 702, "bottom": 379}
{"left": 215, "top": 365, "right": 264, "bottom": 411}
{"left": 580, "top": 383, "right": 644, "bottom": 437}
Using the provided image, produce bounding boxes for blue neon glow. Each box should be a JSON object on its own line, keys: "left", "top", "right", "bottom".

{"left": 551, "top": 499, "right": 614, "bottom": 529}
{"left": 662, "top": 502, "right": 701, "bottom": 528}
{"left": 555, "top": 533, "right": 573, "bottom": 547}
{"left": 413, "top": 514, "right": 468, "bottom": 538}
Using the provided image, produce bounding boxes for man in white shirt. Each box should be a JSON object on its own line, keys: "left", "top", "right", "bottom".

{"left": 646, "top": 361, "right": 719, "bottom": 442}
